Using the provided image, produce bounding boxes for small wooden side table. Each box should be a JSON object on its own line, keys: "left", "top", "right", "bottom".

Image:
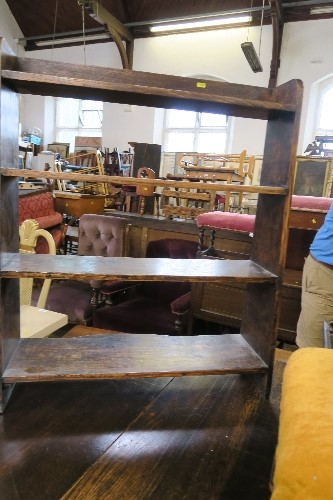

{"left": 53, "top": 191, "right": 105, "bottom": 220}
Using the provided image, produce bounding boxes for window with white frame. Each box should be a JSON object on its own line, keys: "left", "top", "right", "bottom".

{"left": 55, "top": 98, "right": 103, "bottom": 155}
{"left": 314, "top": 77, "right": 333, "bottom": 156}
{"left": 316, "top": 81, "right": 333, "bottom": 136}
{"left": 163, "top": 108, "right": 229, "bottom": 153}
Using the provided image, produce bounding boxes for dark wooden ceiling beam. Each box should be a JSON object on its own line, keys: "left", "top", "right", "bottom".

{"left": 82, "top": 0, "right": 134, "bottom": 69}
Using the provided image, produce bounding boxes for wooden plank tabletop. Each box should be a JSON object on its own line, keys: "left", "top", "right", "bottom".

{"left": 3, "top": 333, "right": 268, "bottom": 383}
{"left": 1, "top": 254, "right": 277, "bottom": 282}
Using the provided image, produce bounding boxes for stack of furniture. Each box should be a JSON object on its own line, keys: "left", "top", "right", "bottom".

{"left": 182, "top": 150, "right": 255, "bottom": 211}
{"left": 160, "top": 151, "right": 256, "bottom": 219}
{"left": 0, "top": 38, "right": 302, "bottom": 412}
{"left": 161, "top": 183, "right": 215, "bottom": 219}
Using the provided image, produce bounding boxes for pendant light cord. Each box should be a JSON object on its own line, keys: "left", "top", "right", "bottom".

{"left": 246, "top": 0, "right": 253, "bottom": 42}
{"left": 51, "top": 0, "right": 59, "bottom": 60}
{"left": 81, "top": 2, "right": 87, "bottom": 65}
{"left": 258, "top": 0, "right": 265, "bottom": 58}
{"left": 77, "top": 0, "right": 87, "bottom": 64}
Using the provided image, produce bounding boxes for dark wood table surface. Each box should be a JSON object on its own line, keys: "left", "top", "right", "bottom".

{"left": 0, "top": 348, "right": 289, "bottom": 500}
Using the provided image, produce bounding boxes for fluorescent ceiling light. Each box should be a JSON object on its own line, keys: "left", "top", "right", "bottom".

{"left": 35, "top": 33, "right": 109, "bottom": 47}
{"left": 150, "top": 16, "right": 251, "bottom": 33}
{"left": 241, "top": 42, "right": 263, "bottom": 73}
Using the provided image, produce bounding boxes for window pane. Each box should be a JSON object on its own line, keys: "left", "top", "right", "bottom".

{"left": 167, "top": 109, "right": 196, "bottom": 128}
{"left": 80, "top": 110, "right": 103, "bottom": 128}
{"left": 200, "top": 112, "right": 227, "bottom": 127}
{"left": 57, "top": 98, "right": 79, "bottom": 127}
{"left": 56, "top": 98, "right": 103, "bottom": 154}
{"left": 319, "top": 88, "right": 333, "bottom": 130}
{"left": 165, "top": 132, "right": 195, "bottom": 152}
{"left": 81, "top": 100, "right": 103, "bottom": 111}
{"left": 197, "top": 132, "right": 226, "bottom": 153}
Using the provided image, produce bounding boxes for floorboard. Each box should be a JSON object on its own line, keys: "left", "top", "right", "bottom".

{"left": 0, "top": 350, "right": 290, "bottom": 500}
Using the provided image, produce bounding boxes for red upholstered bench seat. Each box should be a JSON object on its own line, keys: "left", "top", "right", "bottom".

{"left": 19, "top": 190, "right": 65, "bottom": 253}
{"left": 196, "top": 196, "right": 333, "bottom": 233}
{"left": 291, "top": 195, "right": 333, "bottom": 211}
{"left": 196, "top": 211, "right": 255, "bottom": 233}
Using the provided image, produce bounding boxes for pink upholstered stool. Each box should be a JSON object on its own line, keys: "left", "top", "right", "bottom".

{"left": 196, "top": 196, "right": 333, "bottom": 256}
{"left": 196, "top": 211, "right": 256, "bottom": 256}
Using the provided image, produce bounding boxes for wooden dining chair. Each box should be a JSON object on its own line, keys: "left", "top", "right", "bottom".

{"left": 19, "top": 219, "right": 68, "bottom": 337}
{"left": 19, "top": 219, "right": 57, "bottom": 308}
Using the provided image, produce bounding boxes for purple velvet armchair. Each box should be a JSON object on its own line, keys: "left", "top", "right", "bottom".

{"left": 35, "top": 214, "right": 128, "bottom": 325}
{"left": 92, "top": 238, "right": 199, "bottom": 335}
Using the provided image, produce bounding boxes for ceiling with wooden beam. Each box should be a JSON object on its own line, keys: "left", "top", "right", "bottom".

{"left": 4, "top": 0, "right": 333, "bottom": 86}
{"left": 6, "top": 0, "right": 333, "bottom": 51}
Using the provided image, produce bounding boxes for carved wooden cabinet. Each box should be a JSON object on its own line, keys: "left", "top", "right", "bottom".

{"left": 0, "top": 37, "right": 303, "bottom": 411}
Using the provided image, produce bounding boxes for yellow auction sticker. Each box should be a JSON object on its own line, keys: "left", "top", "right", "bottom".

{"left": 196, "top": 82, "right": 206, "bottom": 89}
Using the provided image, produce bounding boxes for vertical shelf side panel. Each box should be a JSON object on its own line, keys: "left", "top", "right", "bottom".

{"left": 241, "top": 80, "right": 304, "bottom": 366}
{"left": 0, "top": 38, "right": 20, "bottom": 411}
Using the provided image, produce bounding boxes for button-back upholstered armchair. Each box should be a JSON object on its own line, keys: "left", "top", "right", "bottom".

{"left": 93, "top": 238, "right": 199, "bottom": 335}
{"left": 34, "top": 214, "right": 128, "bottom": 325}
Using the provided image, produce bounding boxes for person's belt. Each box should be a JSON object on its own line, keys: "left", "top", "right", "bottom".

{"left": 310, "top": 252, "right": 333, "bottom": 271}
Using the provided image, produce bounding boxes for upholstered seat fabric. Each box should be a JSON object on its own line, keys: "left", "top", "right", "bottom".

{"left": 196, "top": 211, "right": 255, "bottom": 233}
{"left": 19, "top": 191, "right": 64, "bottom": 253}
{"left": 196, "top": 196, "right": 333, "bottom": 235}
{"left": 35, "top": 280, "right": 94, "bottom": 323}
{"left": 291, "top": 195, "right": 333, "bottom": 211}
{"left": 272, "top": 348, "right": 333, "bottom": 499}
{"left": 39, "top": 214, "right": 127, "bottom": 324}
{"left": 78, "top": 214, "right": 126, "bottom": 257}
{"left": 93, "top": 238, "right": 199, "bottom": 335}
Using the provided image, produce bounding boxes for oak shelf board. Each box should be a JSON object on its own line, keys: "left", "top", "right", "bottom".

{"left": 1, "top": 58, "right": 300, "bottom": 119}
{"left": 0, "top": 168, "right": 288, "bottom": 196}
{"left": 1, "top": 254, "right": 278, "bottom": 282}
{"left": 2, "top": 333, "right": 268, "bottom": 383}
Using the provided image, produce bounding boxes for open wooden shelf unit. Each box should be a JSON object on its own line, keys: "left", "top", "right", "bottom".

{"left": 0, "top": 37, "right": 303, "bottom": 411}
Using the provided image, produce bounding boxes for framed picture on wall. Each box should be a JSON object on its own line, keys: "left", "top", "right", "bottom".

{"left": 293, "top": 157, "right": 332, "bottom": 197}
{"left": 47, "top": 142, "right": 70, "bottom": 159}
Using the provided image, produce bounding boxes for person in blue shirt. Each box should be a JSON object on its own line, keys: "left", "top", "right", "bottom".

{"left": 296, "top": 202, "right": 333, "bottom": 347}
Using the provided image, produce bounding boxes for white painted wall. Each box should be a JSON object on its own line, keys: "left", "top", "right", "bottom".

{"left": 278, "top": 19, "right": 333, "bottom": 151}
{"left": 0, "top": 0, "right": 23, "bottom": 56}
{"left": 1, "top": 7, "right": 333, "bottom": 158}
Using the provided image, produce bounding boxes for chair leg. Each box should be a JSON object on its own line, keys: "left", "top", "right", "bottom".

{"left": 91, "top": 287, "right": 102, "bottom": 308}
{"left": 198, "top": 228, "right": 217, "bottom": 257}
{"left": 174, "top": 314, "right": 184, "bottom": 335}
